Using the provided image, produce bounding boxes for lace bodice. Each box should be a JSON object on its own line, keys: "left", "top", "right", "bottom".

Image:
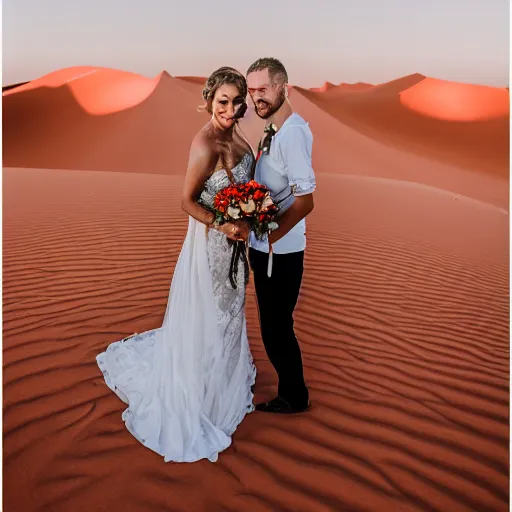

{"left": 199, "top": 152, "right": 254, "bottom": 208}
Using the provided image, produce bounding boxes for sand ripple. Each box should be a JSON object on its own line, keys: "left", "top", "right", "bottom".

{"left": 3, "top": 168, "right": 508, "bottom": 512}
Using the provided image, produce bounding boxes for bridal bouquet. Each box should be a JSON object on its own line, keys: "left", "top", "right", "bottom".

{"left": 213, "top": 180, "right": 279, "bottom": 240}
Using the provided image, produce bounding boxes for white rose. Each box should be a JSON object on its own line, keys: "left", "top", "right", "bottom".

{"left": 227, "top": 205, "right": 241, "bottom": 219}
{"left": 261, "top": 195, "right": 274, "bottom": 211}
{"left": 240, "top": 199, "right": 256, "bottom": 214}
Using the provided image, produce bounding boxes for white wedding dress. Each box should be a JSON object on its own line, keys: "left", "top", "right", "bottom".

{"left": 96, "top": 152, "right": 256, "bottom": 463}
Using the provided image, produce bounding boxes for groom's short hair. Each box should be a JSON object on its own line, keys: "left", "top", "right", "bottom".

{"left": 247, "top": 57, "right": 288, "bottom": 84}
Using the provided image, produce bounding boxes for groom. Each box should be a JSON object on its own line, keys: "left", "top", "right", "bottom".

{"left": 246, "top": 57, "right": 316, "bottom": 414}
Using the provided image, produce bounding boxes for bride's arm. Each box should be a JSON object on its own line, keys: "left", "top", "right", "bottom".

{"left": 181, "top": 137, "right": 217, "bottom": 225}
{"left": 181, "top": 136, "right": 241, "bottom": 240}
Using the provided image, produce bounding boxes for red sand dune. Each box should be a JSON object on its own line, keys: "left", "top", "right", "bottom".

{"left": 3, "top": 68, "right": 209, "bottom": 174}
{"left": 3, "top": 68, "right": 509, "bottom": 512}
{"left": 296, "top": 74, "right": 509, "bottom": 177}
{"left": 337, "top": 82, "right": 374, "bottom": 92}
{"left": 308, "top": 74, "right": 424, "bottom": 99}
{"left": 174, "top": 75, "right": 207, "bottom": 96}
{"left": 310, "top": 81, "right": 336, "bottom": 92}
{"left": 368, "top": 73, "right": 427, "bottom": 95}
{"left": 2, "top": 80, "right": 30, "bottom": 92}
{"left": 3, "top": 66, "right": 163, "bottom": 115}
{"left": 283, "top": 83, "right": 507, "bottom": 208}
{"left": 175, "top": 75, "right": 208, "bottom": 85}
{"left": 310, "top": 81, "right": 373, "bottom": 93}
{"left": 3, "top": 66, "right": 101, "bottom": 94}
{"left": 400, "top": 77, "right": 510, "bottom": 121}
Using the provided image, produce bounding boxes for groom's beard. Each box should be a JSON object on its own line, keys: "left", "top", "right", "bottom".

{"left": 254, "top": 88, "right": 286, "bottom": 119}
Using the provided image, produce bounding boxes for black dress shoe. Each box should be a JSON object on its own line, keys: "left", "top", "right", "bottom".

{"left": 255, "top": 396, "right": 311, "bottom": 414}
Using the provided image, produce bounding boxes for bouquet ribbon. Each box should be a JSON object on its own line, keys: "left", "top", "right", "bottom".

{"left": 229, "top": 240, "right": 249, "bottom": 290}
{"left": 267, "top": 244, "right": 273, "bottom": 278}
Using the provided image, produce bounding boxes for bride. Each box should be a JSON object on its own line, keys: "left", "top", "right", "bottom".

{"left": 97, "top": 67, "right": 257, "bottom": 463}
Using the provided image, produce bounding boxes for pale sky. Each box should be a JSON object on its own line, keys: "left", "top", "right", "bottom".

{"left": 2, "top": 0, "right": 510, "bottom": 88}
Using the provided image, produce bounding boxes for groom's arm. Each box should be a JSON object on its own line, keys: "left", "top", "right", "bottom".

{"left": 268, "top": 124, "right": 316, "bottom": 245}
{"left": 268, "top": 194, "right": 314, "bottom": 245}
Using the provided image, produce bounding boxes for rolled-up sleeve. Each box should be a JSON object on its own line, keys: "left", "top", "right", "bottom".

{"left": 278, "top": 125, "right": 316, "bottom": 196}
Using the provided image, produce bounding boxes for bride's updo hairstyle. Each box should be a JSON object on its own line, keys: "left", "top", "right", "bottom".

{"left": 199, "top": 66, "right": 248, "bottom": 115}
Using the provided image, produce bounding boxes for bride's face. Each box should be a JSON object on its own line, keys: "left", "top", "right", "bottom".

{"left": 211, "top": 84, "right": 245, "bottom": 131}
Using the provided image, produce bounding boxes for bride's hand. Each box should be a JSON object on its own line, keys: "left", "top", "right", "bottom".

{"left": 234, "top": 220, "right": 250, "bottom": 242}
{"left": 217, "top": 222, "right": 241, "bottom": 241}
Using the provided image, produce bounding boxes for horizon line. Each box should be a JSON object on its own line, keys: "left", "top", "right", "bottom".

{"left": 2, "top": 65, "right": 510, "bottom": 91}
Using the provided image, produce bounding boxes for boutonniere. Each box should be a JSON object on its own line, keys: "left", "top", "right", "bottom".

{"left": 257, "top": 123, "right": 279, "bottom": 160}
{"left": 264, "top": 123, "right": 278, "bottom": 135}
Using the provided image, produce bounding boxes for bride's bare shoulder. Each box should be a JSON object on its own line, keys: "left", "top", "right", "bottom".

{"left": 191, "top": 124, "right": 221, "bottom": 155}
{"left": 187, "top": 125, "right": 221, "bottom": 174}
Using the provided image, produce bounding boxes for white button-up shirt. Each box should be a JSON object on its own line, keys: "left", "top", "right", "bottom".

{"left": 249, "top": 113, "right": 316, "bottom": 254}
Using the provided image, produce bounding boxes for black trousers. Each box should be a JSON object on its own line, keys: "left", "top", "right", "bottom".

{"left": 249, "top": 248, "right": 309, "bottom": 409}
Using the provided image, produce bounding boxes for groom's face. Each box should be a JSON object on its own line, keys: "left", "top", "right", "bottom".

{"left": 247, "top": 69, "right": 286, "bottom": 119}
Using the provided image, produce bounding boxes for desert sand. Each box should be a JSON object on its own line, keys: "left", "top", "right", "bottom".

{"left": 3, "top": 67, "right": 509, "bottom": 512}
{"left": 298, "top": 74, "right": 509, "bottom": 178}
